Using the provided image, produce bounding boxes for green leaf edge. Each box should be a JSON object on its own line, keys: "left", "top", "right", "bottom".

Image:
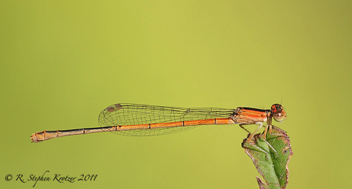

{"left": 242, "top": 126, "right": 293, "bottom": 189}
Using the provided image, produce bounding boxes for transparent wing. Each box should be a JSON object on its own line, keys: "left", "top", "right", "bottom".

{"left": 98, "top": 103, "right": 235, "bottom": 136}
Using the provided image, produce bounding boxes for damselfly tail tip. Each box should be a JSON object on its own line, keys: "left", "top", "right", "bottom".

{"left": 30, "top": 133, "right": 40, "bottom": 143}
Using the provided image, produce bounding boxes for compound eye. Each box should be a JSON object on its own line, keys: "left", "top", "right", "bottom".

{"left": 271, "top": 104, "right": 286, "bottom": 122}
{"left": 271, "top": 104, "right": 283, "bottom": 113}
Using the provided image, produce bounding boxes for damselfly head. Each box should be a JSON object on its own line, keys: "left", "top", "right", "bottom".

{"left": 271, "top": 104, "right": 287, "bottom": 122}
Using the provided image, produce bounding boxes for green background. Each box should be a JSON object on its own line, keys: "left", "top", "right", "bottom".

{"left": 1, "top": 1, "right": 351, "bottom": 188}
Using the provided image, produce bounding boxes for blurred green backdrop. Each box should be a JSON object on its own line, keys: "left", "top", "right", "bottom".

{"left": 1, "top": 1, "right": 351, "bottom": 188}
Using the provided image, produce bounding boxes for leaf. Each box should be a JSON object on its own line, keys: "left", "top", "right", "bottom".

{"left": 242, "top": 126, "right": 293, "bottom": 189}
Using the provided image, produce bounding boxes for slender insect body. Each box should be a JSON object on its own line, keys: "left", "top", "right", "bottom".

{"left": 31, "top": 103, "right": 287, "bottom": 143}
